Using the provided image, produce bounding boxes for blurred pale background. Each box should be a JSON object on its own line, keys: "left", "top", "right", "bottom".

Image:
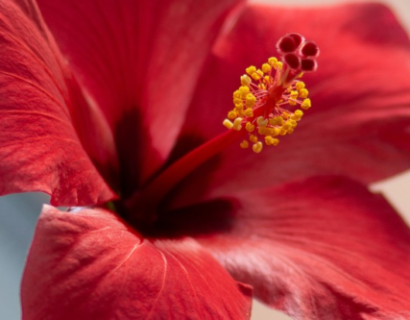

{"left": 0, "top": 0, "right": 409, "bottom": 319}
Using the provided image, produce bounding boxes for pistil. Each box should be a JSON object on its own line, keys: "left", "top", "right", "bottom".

{"left": 125, "top": 33, "right": 319, "bottom": 221}
{"left": 223, "top": 33, "right": 319, "bottom": 153}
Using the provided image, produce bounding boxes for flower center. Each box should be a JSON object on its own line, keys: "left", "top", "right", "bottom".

{"left": 222, "top": 33, "right": 319, "bottom": 153}
{"left": 124, "top": 33, "right": 319, "bottom": 224}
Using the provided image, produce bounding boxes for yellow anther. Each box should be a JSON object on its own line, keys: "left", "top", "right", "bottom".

{"left": 233, "top": 98, "right": 242, "bottom": 105}
{"left": 241, "top": 74, "right": 251, "bottom": 86}
{"left": 256, "top": 116, "right": 268, "bottom": 127}
{"left": 252, "top": 142, "right": 263, "bottom": 153}
{"left": 244, "top": 108, "right": 254, "bottom": 117}
{"left": 301, "top": 98, "right": 311, "bottom": 110}
{"left": 233, "top": 117, "right": 243, "bottom": 131}
{"left": 240, "top": 140, "right": 249, "bottom": 149}
{"left": 282, "top": 112, "right": 290, "bottom": 119}
{"left": 227, "top": 51, "right": 316, "bottom": 152}
{"left": 283, "top": 121, "right": 292, "bottom": 130}
{"left": 299, "top": 88, "right": 309, "bottom": 98}
{"left": 290, "top": 90, "right": 298, "bottom": 98}
{"left": 294, "top": 109, "right": 304, "bottom": 119}
{"left": 239, "top": 85, "right": 250, "bottom": 96}
{"left": 246, "top": 66, "right": 257, "bottom": 76}
{"left": 270, "top": 116, "right": 284, "bottom": 126}
{"left": 249, "top": 134, "right": 258, "bottom": 143}
{"left": 265, "top": 136, "right": 279, "bottom": 146}
{"left": 245, "top": 93, "right": 257, "bottom": 107}
{"left": 233, "top": 90, "right": 241, "bottom": 98}
{"left": 265, "top": 128, "right": 273, "bottom": 136}
{"left": 268, "top": 57, "right": 278, "bottom": 67}
{"left": 271, "top": 127, "right": 280, "bottom": 136}
{"left": 223, "top": 119, "right": 233, "bottom": 129}
{"left": 279, "top": 128, "right": 287, "bottom": 136}
{"left": 245, "top": 122, "right": 255, "bottom": 132}
{"left": 262, "top": 63, "right": 271, "bottom": 74}
{"left": 295, "top": 82, "right": 305, "bottom": 90}
{"left": 228, "top": 110, "right": 238, "bottom": 119}
{"left": 258, "top": 126, "right": 267, "bottom": 135}
{"left": 251, "top": 71, "right": 262, "bottom": 81}
{"left": 234, "top": 103, "right": 243, "bottom": 110}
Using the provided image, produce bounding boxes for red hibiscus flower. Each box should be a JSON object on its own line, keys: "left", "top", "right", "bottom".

{"left": 1, "top": 0, "right": 410, "bottom": 319}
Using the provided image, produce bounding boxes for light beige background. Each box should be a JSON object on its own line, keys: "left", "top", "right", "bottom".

{"left": 249, "top": 0, "right": 410, "bottom": 319}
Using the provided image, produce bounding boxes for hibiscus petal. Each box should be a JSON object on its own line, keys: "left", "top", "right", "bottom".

{"left": 164, "top": 176, "right": 410, "bottom": 319}
{"left": 172, "top": 3, "right": 410, "bottom": 203}
{"left": 0, "top": 0, "right": 117, "bottom": 205}
{"left": 36, "top": 0, "right": 246, "bottom": 195}
{"left": 21, "top": 206, "right": 252, "bottom": 320}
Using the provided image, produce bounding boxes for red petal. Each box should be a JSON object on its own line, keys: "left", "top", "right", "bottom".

{"left": 21, "top": 206, "right": 252, "bottom": 320}
{"left": 180, "top": 176, "right": 410, "bottom": 319}
{"left": 36, "top": 0, "right": 246, "bottom": 195}
{"left": 0, "top": 0, "right": 117, "bottom": 205}
{"left": 171, "top": 3, "right": 410, "bottom": 205}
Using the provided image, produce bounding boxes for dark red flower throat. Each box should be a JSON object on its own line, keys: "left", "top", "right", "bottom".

{"left": 112, "top": 33, "right": 319, "bottom": 233}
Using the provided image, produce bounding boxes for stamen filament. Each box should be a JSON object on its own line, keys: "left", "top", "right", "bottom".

{"left": 134, "top": 129, "right": 242, "bottom": 213}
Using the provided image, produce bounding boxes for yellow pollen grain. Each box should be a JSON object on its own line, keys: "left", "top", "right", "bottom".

{"left": 252, "top": 141, "right": 263, "bottom": 153}
{"left": 249, "top": 134, "right": 258, "bottom": 143}
{"left": 244, "top": 108, "right": 253, "bottom": 117}
{"left": 233, "top": 98, "right": 242, "bottom": 105}
{"left": 299, "top": 88, "right": 309, "bottom": 98}
{"left": 271, "top": 127, "right": 280, "bottom": 136}
{"left": 233, "top": 90, "right": 241, "bottom": 98}
{"left": 241, "top": 74, "right": 251, "bottom": 86}
{"left": 240, "top": 140, "right": 249, "bottom": 149}
{"left": 235, "top": 103, "right": 243, "bottom": 110}
{"left": 301, "top": 98, "right": 311, "bottom": 110}
{"left": 245, "top": 93, "right": 256, "bottom": 107}
{"left": 295, "top": 82, "right": 306, "bottom": 90}
{"left": 246, "top": 66, "right": 256, "bottom": 76}
{"left": 283, "top": 121, "right": 292, "bottom": 130}
{"left": 246, "top": 122, "right": 255, "bottom": 132}
{"left": 233, "top": 117, "right": 243, "bottom": 131}
{"left": 239, "top": 86, "right": 250, "bottom": 97}
{"left": 257, "top": 116, "right": 268, "bottom": 127}
{"left": 276, "top": 62, "right": 283, "bottom": 70}
{"left": 265, "top": 136, "right": 279, "bottom": 146}
{"left": 223, "top": 119, "right": 233, "bottom": 129}
{"left": 251, "top": 72, "right": 261, "bottom": 81}
{"left": 227, "top": 110, "right": 237, "bottom": 119}
{"left": 279, "top": 128, "right": 287, "bottom": 136}
{"left": 268, "top": 57, "right": 278, "bottom": 67}
{"left": 294, "top": 109, "right": 304, "bottom": 118}
{"left": 258, "top": 127, "right": 267, "bottom": 135}
{"left": 270, "top": 116, "right": 283, "bottom": 126}
{"left": 262, "top": 63, "right": 271, "bottom": 73}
